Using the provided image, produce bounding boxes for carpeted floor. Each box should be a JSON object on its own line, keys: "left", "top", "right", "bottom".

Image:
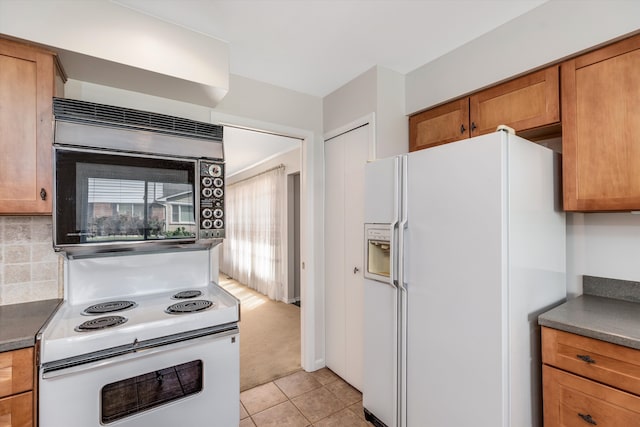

{"left": 219, "top": 275, "right": 301, "bottom": 392}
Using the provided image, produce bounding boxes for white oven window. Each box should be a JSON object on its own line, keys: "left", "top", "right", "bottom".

{"left": 101, "top": 360, "right": 203, "bottom": 424}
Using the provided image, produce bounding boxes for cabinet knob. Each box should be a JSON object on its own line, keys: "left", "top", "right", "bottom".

{"left": 353, "top": 267, "right": 360, "bottom": 274}
{"left": 471, "top": 122, "right": 477, "bottom": 132}
{"left": 578, "top": 413, "right": 597, "bottom": 425}
{"left": 577, "top": 354, "right": 596, "bottom": 364}
{"left": 40, "top": 188, "right": 47, "bottom": 201}
{"left": 460, "top": 124, "right": 466, "bottom": 134}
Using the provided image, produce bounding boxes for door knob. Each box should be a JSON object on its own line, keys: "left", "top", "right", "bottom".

{"left": 353, "top": 267, "right": 360, "bottom": 274}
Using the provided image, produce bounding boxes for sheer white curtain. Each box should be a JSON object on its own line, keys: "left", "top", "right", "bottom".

{"left": 220, "top": 166, "right": 284, "bottom": 300}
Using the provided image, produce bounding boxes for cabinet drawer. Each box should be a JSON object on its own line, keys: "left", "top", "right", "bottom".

{"left": 0, "top": 349, "right": 33, "bottom": 399}
{"left": 543, "top": 365, "right": 640, "bottom": 427}
{"left": 542, "top": 327, "right": 640, "bottom": 395}
{"left": 0, "top": 391, "right": 32, "bottom": 427}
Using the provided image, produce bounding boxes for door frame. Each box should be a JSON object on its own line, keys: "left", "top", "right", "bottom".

{"left": 211, "top": 110, "right": 320, "bottom": 371}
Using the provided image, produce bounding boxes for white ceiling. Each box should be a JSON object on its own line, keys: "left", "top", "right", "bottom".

{"left": 223, "top": 127, "right": 300, "bottom": 177}
{"left": 111, "top": 0, "right": 548, "bottom": 174}
{"left": 113, "top": 0, "right": 548, "bottom": 98}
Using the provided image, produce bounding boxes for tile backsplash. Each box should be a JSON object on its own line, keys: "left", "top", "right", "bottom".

{"left": 0, "top": 216, "right": 62, "bottom": 305}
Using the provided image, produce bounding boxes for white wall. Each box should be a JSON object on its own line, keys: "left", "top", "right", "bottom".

{"left": 376, "top": 66, "right": 408, "bottom": 158}
{"left": 406, "top": 0, "right": 640, "bottom": 114}
{"left": 404, "top": 1, "right": 640, "bottom": 297}
{"left": 567, "top": 213, "right": 640, "bottom": 296}
{"left": 227, "top": 147, "right": 301, "bottom": 185}
{"left": 323, "top": 66, "right": 408, "bottom": 158}
{"left": 0, "top": 0, "right": 229, "bottom": 106}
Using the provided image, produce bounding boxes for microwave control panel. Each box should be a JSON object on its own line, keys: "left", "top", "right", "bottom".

{"left": 199, "top": 160, "right": 225, "bottom": 239}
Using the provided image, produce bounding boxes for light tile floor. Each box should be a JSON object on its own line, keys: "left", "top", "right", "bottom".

{"left": 240, "top": 368, "right": 374, "bottom": 426}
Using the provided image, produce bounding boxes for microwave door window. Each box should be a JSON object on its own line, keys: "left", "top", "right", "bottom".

{"left": 75, "top": 162, "right": 195, "bottom": 243}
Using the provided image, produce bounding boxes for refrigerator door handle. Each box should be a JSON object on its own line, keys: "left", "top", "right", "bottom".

{"left": 390, "top": 156, "right": 401, "bottom": 288}
{"left": 390, "top": 222, "right": 398, "bottom": 288}
{"left": 398, "top": 155, "right": 408, "bottom": 292}
{"left": 397, "top": 154, "right": 408, "bottom": 427}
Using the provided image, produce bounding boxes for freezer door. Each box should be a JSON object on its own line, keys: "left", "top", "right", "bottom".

{"left": 363, "top": 275, "right": 399, "bottom": 427}
{"left": 363, "top": 155, "right": 402, "bottom": 427}
{"left": 364, "top": 156, "right": 400, "bottom": 224}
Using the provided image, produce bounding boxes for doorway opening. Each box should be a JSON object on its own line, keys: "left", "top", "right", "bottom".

{"left": 217, "top": 125, "right": 303, "bottom": 391}
{"left": 288, "top": 172, "right": 301, "bottom": 307}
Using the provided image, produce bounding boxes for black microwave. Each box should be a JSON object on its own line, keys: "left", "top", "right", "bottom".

{"left": 52, "top": 98, "right": 225, "bottom": 256}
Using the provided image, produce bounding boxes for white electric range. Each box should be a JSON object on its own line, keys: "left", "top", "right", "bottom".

{"left": 37, "top": 249, "right": 240, "bottom": 427}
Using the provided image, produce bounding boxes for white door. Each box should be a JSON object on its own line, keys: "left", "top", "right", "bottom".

{"left": 324, "top": 124, "right": 368, "bottom": 390}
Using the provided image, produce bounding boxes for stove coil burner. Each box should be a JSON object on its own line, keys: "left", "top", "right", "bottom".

{"left": 165, "top": 299, "right": 214, "bottom": 314}
{"left": 75, "top": 315, "right": 128, "bottom": 332}
{"left": 82, "top": 300, "right": 137, "bottom": 315}
{"left": 171, "top": 290, "right": 203, "bottom": 299}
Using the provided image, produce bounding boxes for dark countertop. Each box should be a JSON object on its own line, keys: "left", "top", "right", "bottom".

{"left": 0, "top": 299, "right": 61, "bottom": 352}
{"left": 539, "top": 275, "right": 640, "bottom": 350}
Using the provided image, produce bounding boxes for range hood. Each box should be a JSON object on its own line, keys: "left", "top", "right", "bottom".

{"left": 0, "top": 0, "right": 229, "bottom": 107}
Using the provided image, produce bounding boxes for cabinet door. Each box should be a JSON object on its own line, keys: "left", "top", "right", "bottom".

{"left": 409, "top": 98, "right": 469, "bottom": 151}
{"left": 0, "top": 38, "right": 54, "bottom": 214}
{"left": 470, "top": 65, "right": 559, "bottom": 137}
{"left": 562, "top": 34, "right": 640, "bottom": 211}
{"left": 0, "top": 391, "right": 32, "bottom": 427}
{"left": 543, "top": 365, "right": 640, "bottom": 427}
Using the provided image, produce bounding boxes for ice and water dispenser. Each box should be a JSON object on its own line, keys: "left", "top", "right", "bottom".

{"left": 364, "top": 224, "right": 392, "bottom": 284}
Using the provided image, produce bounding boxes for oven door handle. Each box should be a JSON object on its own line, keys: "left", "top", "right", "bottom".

{"left": 41, "top": 326, "right": 238, "bottom": 379}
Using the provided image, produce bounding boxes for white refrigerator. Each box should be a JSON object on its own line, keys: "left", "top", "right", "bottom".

{"left": 362, "top": 130, "right": 566, "bottom": 427}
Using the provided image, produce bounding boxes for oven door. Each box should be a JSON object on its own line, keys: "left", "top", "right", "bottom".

{"left": 39, "top": 329, "right": 239, "bottom": 427}
{"left": 54, "top": 146, "right": 198, "bottom": 250}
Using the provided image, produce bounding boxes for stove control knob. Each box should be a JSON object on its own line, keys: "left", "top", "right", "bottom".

{"left": 202, "top": 187, "right": 213, "bottom": 198}
{"left": 213, "top": 208, "right": 223, "bottom": 219}
{"left": 208, "top": 164, "right": 222, "bottom": 177}
{"left": 202, "top": 177, "right": 213, "bottom": 187}
{"left": 202, "top": 219, "right": 213, "bottom": 229}
{"left": 213, "top": 188, "right": 224, "bottom": 198}
{"left": 213, "top": 219, "right": 224, "bottom": 229}
{"left": 202, "top": 208, "right": 213, "bottom": 219}
{"left": 213, "top": 177, "right": 224, "bottom": 188}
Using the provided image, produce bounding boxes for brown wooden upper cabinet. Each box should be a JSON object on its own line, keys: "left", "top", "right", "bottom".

{"left": 0, "top": 37, "right": 63, "bottom": 215}
{"left": 409, "top": 65, "right": 560, "bottom": 152}
{"left": 562, "top": 34, "right": 640, "bottom": 211}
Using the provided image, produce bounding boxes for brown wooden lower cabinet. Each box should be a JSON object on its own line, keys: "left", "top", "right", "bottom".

{"left": 543, "top": 365, "right": 640, "bottom": 426}
{"left": 0, "top": 391, "right": 33, "bottom": 427}
{"left": 542, "top": 327, "right": 640, "bottom": 426}
{"left": 0, "top": 348, "right": 34, "bottom": 427}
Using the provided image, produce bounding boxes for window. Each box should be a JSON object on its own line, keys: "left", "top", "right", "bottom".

{"left": 171, "top": 204, "right": 194, "bottom": 224}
